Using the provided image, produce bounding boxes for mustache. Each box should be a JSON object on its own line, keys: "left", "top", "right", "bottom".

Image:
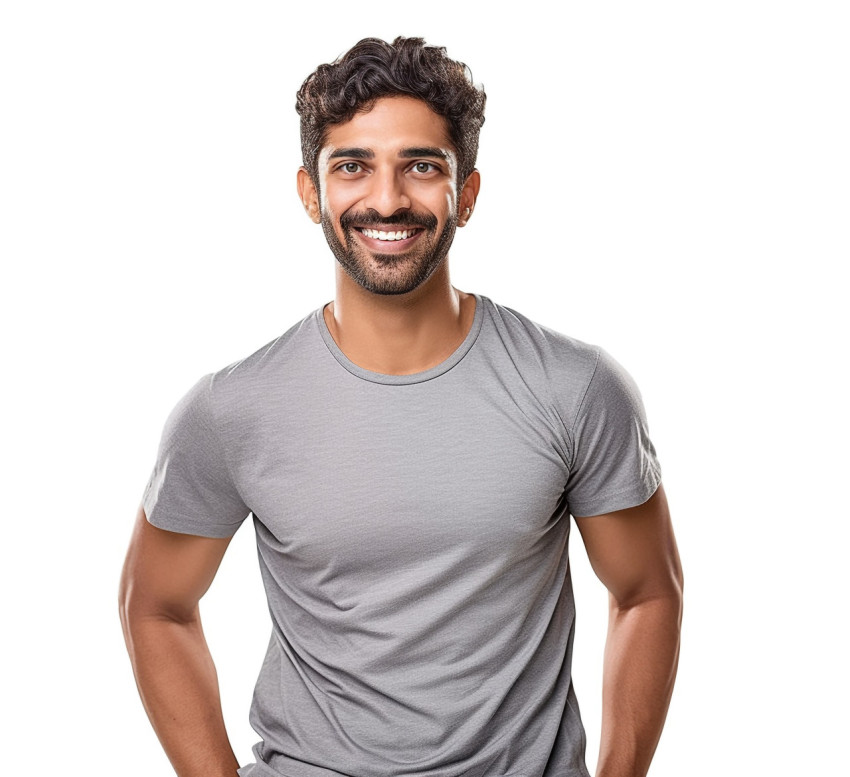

{"left": 339, "top": 209, "right": 439, "bottom": 231}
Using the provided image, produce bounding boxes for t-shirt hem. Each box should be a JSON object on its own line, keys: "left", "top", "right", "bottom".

{"left": 239, "top": 757, "right": 545, "bottom": 777}
{"left": 569, "top": 470, "right": 662, "bottom": 518}
{"left": 144, "top": 504, "right": 243, "bottom": 538}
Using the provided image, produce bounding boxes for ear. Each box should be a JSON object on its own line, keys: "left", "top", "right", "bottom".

{"left": 297, "top": 167, "right": 321, "bottom": 224}
{"left": 457, "top": 169, "right": 481, "bottom": 228}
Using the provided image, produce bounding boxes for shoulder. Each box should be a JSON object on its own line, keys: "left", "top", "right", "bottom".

{"left": 482, "top": 296, "right": 599, "bottom": 370}
{"left": 479, "top": 296, "right": 601, "bottom": 415}
{"left": 205, "top": 304, "right": 325, "bottom": 409}
{"left": 478, "top": 295, "right": 651, "bottom": 432}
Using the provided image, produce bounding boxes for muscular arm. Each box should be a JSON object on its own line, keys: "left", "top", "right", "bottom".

{"left": 574, "top": 483, "right": 683, "bottom": 777}
{"left": 118, "top": 504, "right": 240, "bottom": 777}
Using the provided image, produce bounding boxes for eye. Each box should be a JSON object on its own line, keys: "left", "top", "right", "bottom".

{"left": 412, "top": 162, "right": 437, "bottom": 174}
{"left": 339, "top": 162, "right": 362, "bottom": 174}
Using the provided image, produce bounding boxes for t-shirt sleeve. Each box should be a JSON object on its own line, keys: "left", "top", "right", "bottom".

{"left": 141, "top": 373, "right": 250, "bottom": 538}
{"left": 566, "top": 347, "right": 663, "bottom": 518}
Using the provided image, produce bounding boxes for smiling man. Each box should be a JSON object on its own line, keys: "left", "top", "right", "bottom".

{"left": 308, "top": 99, "right": 467, "bottom": 297}
{"left": 120, "top": 37, "right": 683, "bottom": 777}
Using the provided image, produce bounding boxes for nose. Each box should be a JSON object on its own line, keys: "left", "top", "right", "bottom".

{"left": 363, "top": 168, "right": 412, "bottom": 216}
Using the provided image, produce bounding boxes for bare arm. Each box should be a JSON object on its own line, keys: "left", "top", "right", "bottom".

{"left": 574, "top": 483, "right": 683, "bottom": 777}
{"left": 118, "top": 504, "right": 240, "bottom": 777}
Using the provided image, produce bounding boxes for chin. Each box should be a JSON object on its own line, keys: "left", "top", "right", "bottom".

{"left": 340, "top": 258, "right": 442, "bottom": 296}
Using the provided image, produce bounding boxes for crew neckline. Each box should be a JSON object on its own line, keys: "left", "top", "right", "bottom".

{"left": 316, "top": 293, "right": 485, "bottom": 385}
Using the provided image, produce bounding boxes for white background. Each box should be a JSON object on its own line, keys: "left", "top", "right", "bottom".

{"left": 1, "top": 1, "right": 847, "bottom": 774}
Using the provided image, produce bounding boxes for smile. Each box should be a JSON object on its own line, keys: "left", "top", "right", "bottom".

{"left": 355, "top": 228, "right": 422, "bottom": 242}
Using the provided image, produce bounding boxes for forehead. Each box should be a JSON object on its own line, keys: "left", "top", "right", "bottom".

{"left": 320, "top": 96, "right": 455, "bottom": 161}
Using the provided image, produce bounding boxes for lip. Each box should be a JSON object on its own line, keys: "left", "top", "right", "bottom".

{"left": 351, "top": 224, "right": 423, "bottom": 232}
{"left": 351, "top": 226, "right": 425, "bottom": 253}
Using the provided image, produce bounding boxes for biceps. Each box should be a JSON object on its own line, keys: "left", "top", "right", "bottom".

{"left": 573, "top": 483, "right": 683, "bottom": 607}
{"left": 119, "top": 503, "right": 233, "bottom": 622}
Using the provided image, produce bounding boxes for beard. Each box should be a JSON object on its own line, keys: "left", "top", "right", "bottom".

{"left": 320, "top": 206, "right": 458, "bottom": 296}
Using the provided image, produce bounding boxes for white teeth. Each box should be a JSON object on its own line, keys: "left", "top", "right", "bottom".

{"left": 361, "top": 228, "right": 415, "bottom": 241}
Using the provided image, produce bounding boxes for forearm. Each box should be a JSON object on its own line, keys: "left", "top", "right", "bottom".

{"left": 595, "top": 593, "right": 682, "bottom": 777}
{"left": 121, "top": 611, "right": 240, "bottom": 777}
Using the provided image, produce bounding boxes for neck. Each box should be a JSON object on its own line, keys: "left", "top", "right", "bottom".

{"left": 323, "top": 261, "right": 475, "bottom": 376}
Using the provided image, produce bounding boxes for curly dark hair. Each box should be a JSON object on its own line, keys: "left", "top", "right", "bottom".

{"left": 296, "top": 36, "right": 486, "bottom": 189}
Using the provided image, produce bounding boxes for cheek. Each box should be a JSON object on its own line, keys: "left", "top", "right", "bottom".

{"left": 318, "top": 178, "right": 346, "bottom": 223}
{"left": 443, "top": 190, "right": 457, "bottom": 218}
{"left": 319, "top": 192, "right": 344, "bottom": 229}
{"left": 323, "top": 185, "right": 360, "bottom": 224}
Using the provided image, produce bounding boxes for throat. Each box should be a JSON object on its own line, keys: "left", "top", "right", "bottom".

{"left": 323, "top": 291, "right": 476, "bottom": 376}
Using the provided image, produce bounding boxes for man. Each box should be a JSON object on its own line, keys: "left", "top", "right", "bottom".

{"left": 120, "top": 36, "right": 683, "bottom": 777}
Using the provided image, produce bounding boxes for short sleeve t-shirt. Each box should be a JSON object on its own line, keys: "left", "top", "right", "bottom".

{"left": 142, "top": 293, "right": 662, "bottom": 777}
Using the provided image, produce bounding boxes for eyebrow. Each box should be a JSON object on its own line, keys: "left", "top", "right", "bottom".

{"left": 399, "top": 147, "right": 450, "bottom": 161}
{"left": 326, "top": 146, "right": 450, "bottom": 161}
{"left": 328, "top": 147, "right": 374, "bottom": 160}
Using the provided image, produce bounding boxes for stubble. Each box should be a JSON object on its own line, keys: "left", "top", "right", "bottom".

{"left": 321, "top": 208, "right": 458, "bottom": 296}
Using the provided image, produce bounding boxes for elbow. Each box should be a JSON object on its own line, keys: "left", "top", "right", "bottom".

{"left": 117, "top": 561, "right": 156, "bottom": 643}
{"left": 610, "top": 568, "right": 684, "bottom": 628}
{"left": 673, "top": 557, "right": 684, "bottom": 626}
{"left": 657, "top": 563, "right": 684, "bottom": 629}
{"left": 671, "top": 578, "right": 684, "bottom": 631}
{"left": 662, "top": 569, "right": 684, "bottom": 635}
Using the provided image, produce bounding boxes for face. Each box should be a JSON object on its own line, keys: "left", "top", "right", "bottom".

{"left": 298, "top": 96, "right": 478, "bottom": 296}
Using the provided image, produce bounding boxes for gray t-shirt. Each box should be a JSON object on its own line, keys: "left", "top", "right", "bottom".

{"left": 142, "top": 293, "right": 662, "bottom": 777}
